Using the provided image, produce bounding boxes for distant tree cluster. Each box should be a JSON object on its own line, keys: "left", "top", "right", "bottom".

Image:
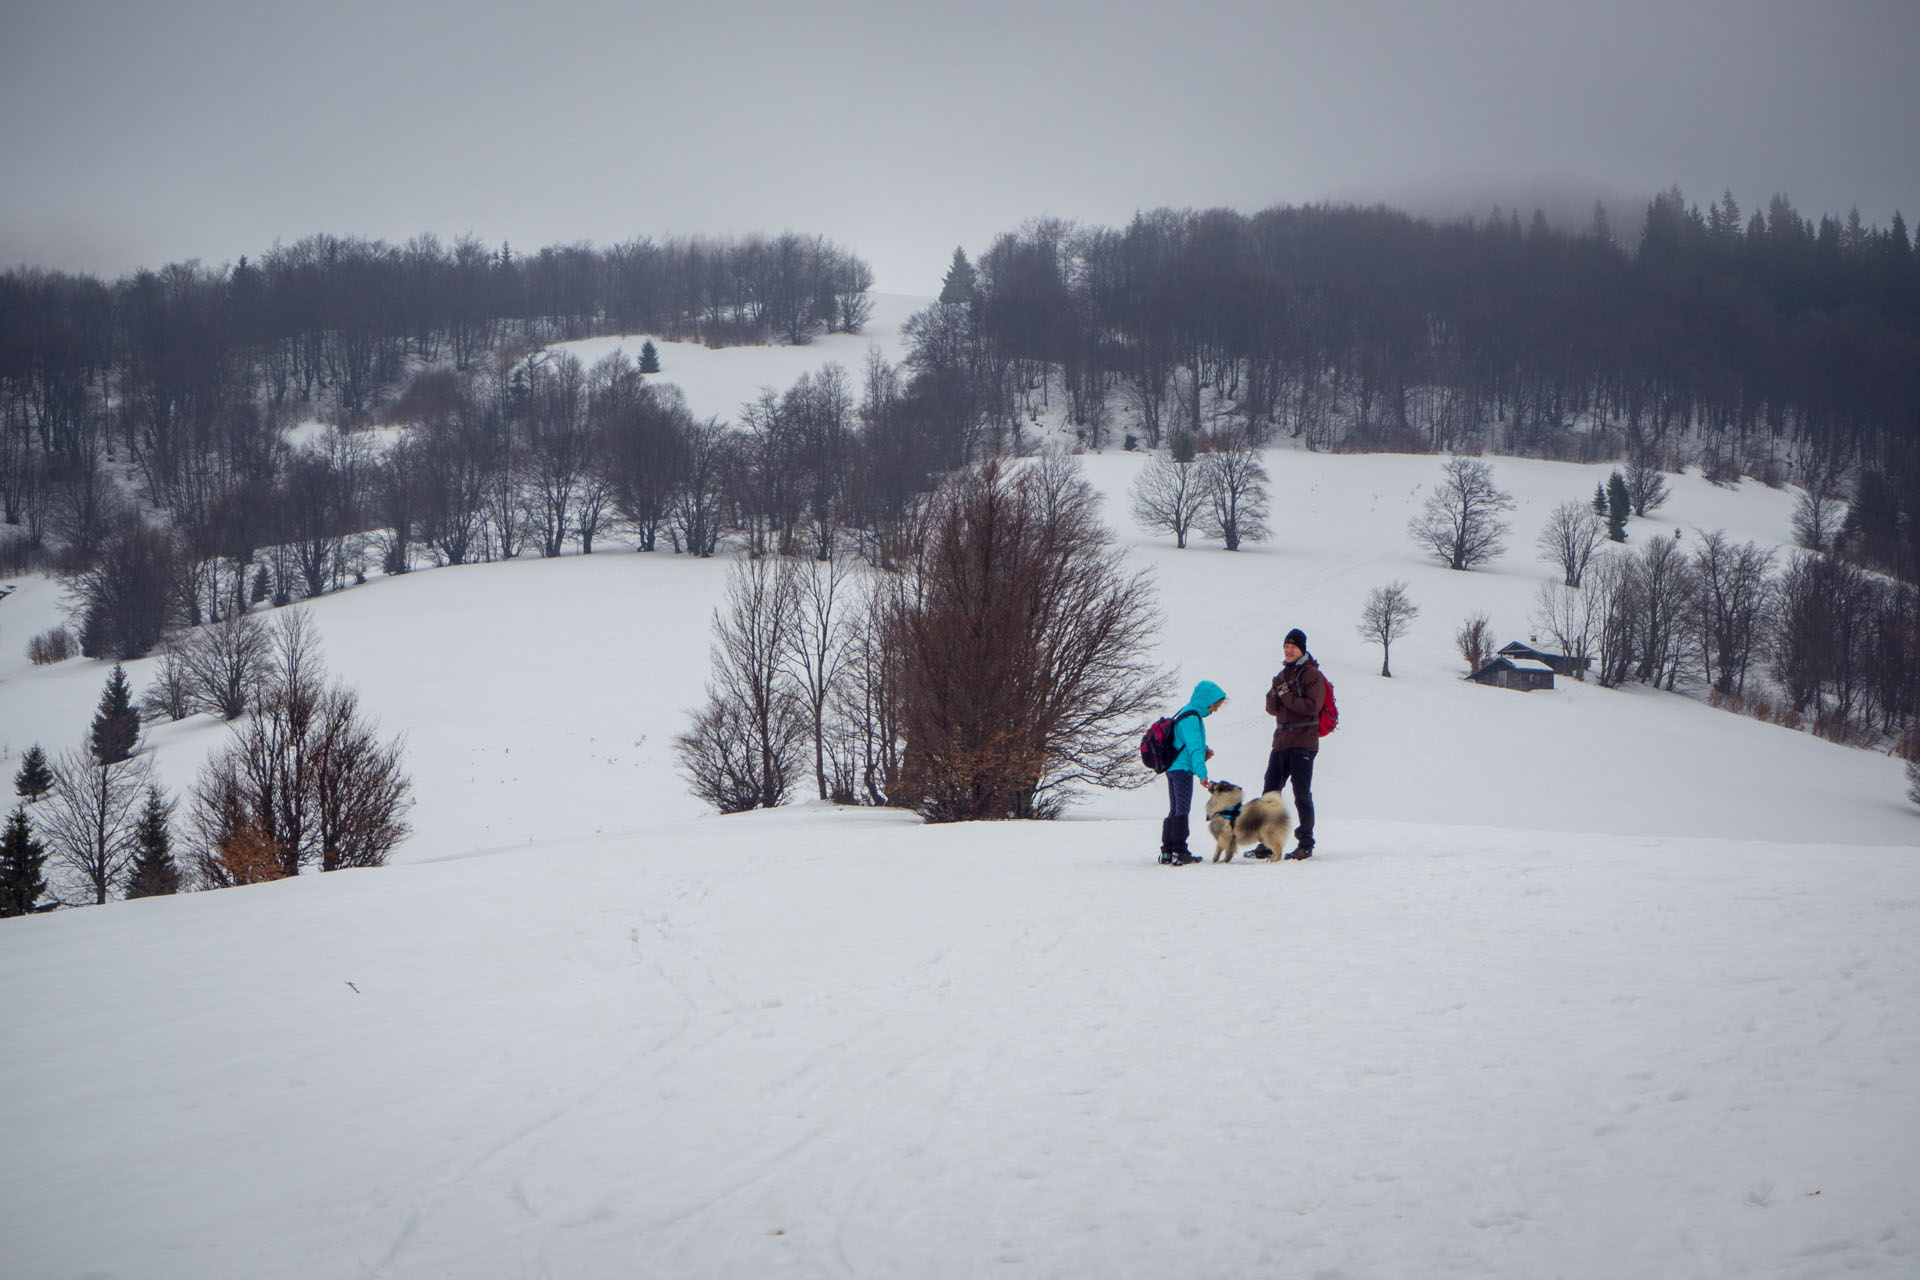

{"left": 0, "top": 228, "right": 873, "bottom": 590}
{"left": 1129, "top": 437, "right": 1272, "bottom": 550}
{"left": 905, "top": 199, "right": 1920, "bottom": 588}
{"left": 947, "top": 197, "right": 1913, "bottom": 464}
{"left": 678, "top": 456, "right": 1168, "bottom": 823}
{"left": 12, "top": 336, "right": 974, "bottom": 675}
{"left": 3, "top": 611, "right": 409, "bottom": 915}
{"left": 186, "top": 613, "right": 411, "bottom": 886}
{"left": 1528, "top": 523, "right": 1920, "bottom": 744}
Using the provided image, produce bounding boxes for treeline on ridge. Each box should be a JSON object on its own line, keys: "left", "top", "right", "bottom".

{"left": 924, "top": 193, "right": 1919, "bottom": 578}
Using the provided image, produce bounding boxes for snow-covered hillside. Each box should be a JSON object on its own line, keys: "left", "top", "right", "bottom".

{"left": 2, "top": 306, "right": 1916, "bottom": 1279}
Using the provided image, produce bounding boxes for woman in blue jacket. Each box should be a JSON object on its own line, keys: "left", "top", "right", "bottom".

{"left": 1161, "top": 679, "right": 1226, "bottom": 865}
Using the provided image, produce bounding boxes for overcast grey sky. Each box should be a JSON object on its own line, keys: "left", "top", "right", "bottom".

{"left": 3, "top": 0, "right": 1916, "bottom": 294}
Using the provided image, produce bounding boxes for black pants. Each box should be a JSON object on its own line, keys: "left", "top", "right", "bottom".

{"left": 1162, "top": 769, "right": 1195, "bottom": 852}
{"left": 1263, "top": 748, "right": 1316, "bottom": 847}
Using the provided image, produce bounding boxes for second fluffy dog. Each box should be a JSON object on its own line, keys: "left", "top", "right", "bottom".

{"left": 1203, "top": 781, "right": 1294, "bottom": 863}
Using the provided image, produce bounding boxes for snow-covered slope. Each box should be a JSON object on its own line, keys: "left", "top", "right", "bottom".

{"left": 2, "top": 311, "right": 1916, "bottom": 1279}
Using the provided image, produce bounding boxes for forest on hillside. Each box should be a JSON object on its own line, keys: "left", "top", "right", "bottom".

{"left": 1, "top": 195, "right": 1916, "bottom": 680}
{"left": 6, "top": 195, "right": 1920, "bottom": 897}
{"left": 925, "top": 194, "right": 1918, "bottom": 575}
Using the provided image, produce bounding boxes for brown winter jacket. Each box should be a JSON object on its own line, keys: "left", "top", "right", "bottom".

{"left": 1266, "top": 657, "right": 1326, "bottom": 752}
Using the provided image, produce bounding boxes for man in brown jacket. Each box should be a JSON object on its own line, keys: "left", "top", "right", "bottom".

{"left": 1252, "top": 627, "right": 1323, "bottom": 859}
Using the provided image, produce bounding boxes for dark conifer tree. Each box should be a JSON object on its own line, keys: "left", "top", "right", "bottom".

{"left": 638, "top": 340, "right": 661, "bottom": 374}
{"left": 1, "top": 805, "right": 49, "bottom": 917}
{"left": 1592, "top": 483, "right": 1608, "bottom": 516}
{"left": 13, "top": 744, "right": 53, "bottom": 803}
{"left": 1844, "top": 467, "right": 1903, "bottom": 570}
{"left": 90, "top": 664, "right": 141, "bottom": 764}
{"left": 938, "top": 247, "right": 976, "bottom": 304}
{"left": 124, "top": 785, "right": 179, "bottom": 899}
{"left": 1606, "top": 471, "right": 1632, "bottom": 542}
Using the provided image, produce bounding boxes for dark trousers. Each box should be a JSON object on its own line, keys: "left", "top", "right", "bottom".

{"left": 1263, "top": 749, "right": 1316, "bottom": 846}
{"left": 1162, "top": 769, "right": 1195, "bottom": 852}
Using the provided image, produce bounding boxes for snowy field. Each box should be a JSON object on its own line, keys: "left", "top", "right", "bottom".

{"left": 1, "top": 302, "right": 1917, "bottom": 1279}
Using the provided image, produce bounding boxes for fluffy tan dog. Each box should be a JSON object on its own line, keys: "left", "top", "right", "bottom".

{"left": 1203, "top": 781, "right": 1294, "bottom": 864}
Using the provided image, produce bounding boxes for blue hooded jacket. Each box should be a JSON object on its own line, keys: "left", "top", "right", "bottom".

{"left": 1169, "top": 680, "right": 1225, "bottom": 780}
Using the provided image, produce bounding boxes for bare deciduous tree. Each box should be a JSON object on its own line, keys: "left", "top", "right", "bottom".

{"left": 1629, "top": 534, "right": 1698, "bottom": 688}
{"left": 1624, "top": 455, "right": 1672, "bottom": 517}
{"left": 832, "top": 256, "right": 876, "bottom": 334}
{"left": 1770, "top": 550, "right": 1878, "bottom": 719}
{"left": 1129, "top": 452, "right": 1205, "bottom": 549}
{"left": 527, "top": 353, "right": 588, "bottom": 558}
{"left": 1456, "top": 611, "right": 1494, "bottom": 674}
{"left": 1584, "top": 553, "right": 1639, "bottom": 688}
{"left": 1409, "top": 456, "right": 1514, "bottom": 571}
{"left": 282, "top": 437, "right": 366, "bottom": 598}
{"left": 141, "top": 647, "right": 195, "bottom": 722}
{"left": 670, "top": 418, "right": 734, "bottom": 557}
{"left": 1790, "top": 487, "right": 1843, "bottom": 552}
{"left": 673, "top": 697, "right": 773, "bottom": 814}
{"left": 173, "top": 611, "right": 271, "bottom": 719}
{"left": 599, "top": 381, "right": 688, "bottom": 553}
{"left": 42, "top": 748, "right": 152, "bottom": 904}
{"left": 837, "top": 573, "right": 907, "bottom": 806}
{"left": 675, "top": 555, "right": 808, "bottom": 812}
{"left": 1691, "top": 529, "right": 1776, "bottom": 696}
{"left": 70, "top": 522, "right": 180, "bottom": 660}
{"left": 1537, "top": 499, "right": 1607, "bottom": 587}
{"left": 782, "top": 554, "right": 856, "bottom": 802}
{"left": 892, "top": 459, "right": 1168, "bottom": 821}
{"left": 186, "top": 611, "right": 411, "bottom": 885}
{"left": 1357, "top": 580, "right": 1419, "bottom": 677}
{"left": 1532, "top": 580, "right": 1600, "bottom": 679}
{"left": 1197, "top": 443, "right": 1272, "bottom": 551}
{"left": 306, "top": 685, "right": 412, "bottom": 871}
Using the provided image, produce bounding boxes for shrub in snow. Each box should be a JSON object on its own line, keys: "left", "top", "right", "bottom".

{"left": 27, "top": 626, "right": 74, "bottom": 665}
{"left": 187, "top": 613, "right": 412, "bottom": 886}
{"left": 889, "top": 457, "right": 1165, "bottom": 822}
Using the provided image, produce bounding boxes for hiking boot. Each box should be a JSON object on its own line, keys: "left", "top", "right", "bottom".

{"left": 1166, "top": 850, "right": 1201, "bottom": 866}
{"left": 1245, "top": 845, "right": 1274, "bottom": 860}
{"left": 1282, "top": 843, "right": 1314, "bottom": 861}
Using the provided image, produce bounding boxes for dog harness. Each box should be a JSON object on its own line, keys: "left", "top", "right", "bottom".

{"left": 1214, "top": 802, "right": 1243, "bottom": 825}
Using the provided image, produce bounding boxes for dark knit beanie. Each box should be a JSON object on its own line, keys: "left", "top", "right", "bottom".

{"left": 1284, "top": 628, "right": 1307, "bottom": 650}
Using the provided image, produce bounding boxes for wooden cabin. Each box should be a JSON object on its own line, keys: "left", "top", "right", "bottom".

{"left": 1496, "top": 640, "right": 1590, "bottom": 678}
{"left": 1467, "top": 654, "right": 1557, "bottom": 692}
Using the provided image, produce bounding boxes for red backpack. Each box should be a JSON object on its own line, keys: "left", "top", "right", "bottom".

{"left": 1139, "top": 708, "right": 1199, "bottom": 773}
{"left": 1317, "top": 673, "right": 1338, "bottom": 737}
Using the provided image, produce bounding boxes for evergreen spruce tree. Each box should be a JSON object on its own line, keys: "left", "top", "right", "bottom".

{"left": 1606, "top": 470, "right": 1632, "bottom": 542}
{"left": 938, "top": 247, "right": 976, "bottom": 305}
{"left": 90, "top": 663, "right": 141, "bottom": 764}
{"left": 1845, "top": 467, "right": 1901, "bottom": 552}
{"left": 125, "top": 785, "right": 179, "bottom": 899}
{"left": 13, "top": 744, "right": 53, "bottom": 803}
{"left": 1, "top": 805, "right": 49, "bottom": 917}
{"left": 1592, "top": 482, "right": 1608, "bottom": 516}
{"left": 638, "top": 340, "right": 661, "bottom": 374}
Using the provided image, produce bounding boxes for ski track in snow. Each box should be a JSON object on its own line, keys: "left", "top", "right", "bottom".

{"left": 2, "top": 802, "right": 1916, "bottom": 1277}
